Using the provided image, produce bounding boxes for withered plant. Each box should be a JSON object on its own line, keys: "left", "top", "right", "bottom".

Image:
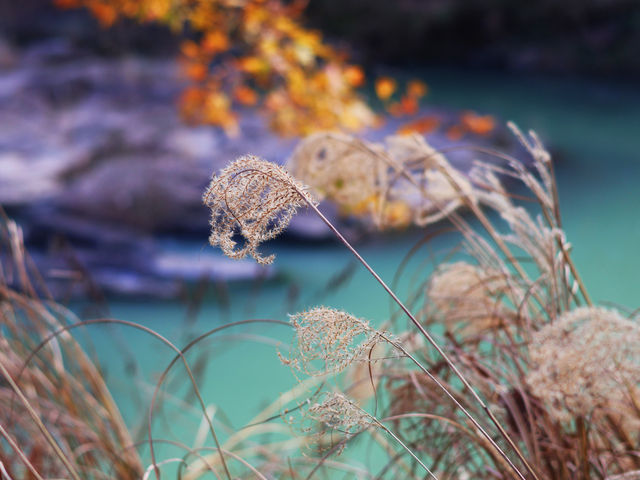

{"left": 1, "top": 211, "right": 370, "bottom": 480}
{"left": 2, "top": 120, "right": 635, "bottom": 480}
{"left": 201, "top": 123, "right": 639, "bottom": 479}
{"left": 0, "top": 215, "right": 143, "bottom": 479}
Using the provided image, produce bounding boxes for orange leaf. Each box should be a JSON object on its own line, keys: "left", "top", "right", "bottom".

{"left": 184, "top": 62, "right": 208, "bottom": 82}
{"left": 344, "top": 65, "right": 365, "bottom": 87}
{"left": 53, "top": 0, "right": 82, "bottom": 8}
{"left": 400, "top": 95, "right": 418, "bottom": 115}
{"left": 202, "top": 31, "right": 229, "bottom": 55}
{"left": 181, "top": 40, "right": 200, "bottom": 58}
{"left": 460, "top": 111, "right": 495, "bottom": 136}
{"left": 446, "top": 125, "right": 465, "bottom": 141}
{"left": 407, "top": 80, "right": 428, "bottom": 98}
{"left": 397, "top": 115, "right": 440, "bottom": 135}
{"left": 89, "top": 3, "right": 118, "bottom": 26}
{"left": 375, "top": 77, "right": 396, "bottom": 101}
{"left": 233, "top": 86, "right": 258, "bottom": 106}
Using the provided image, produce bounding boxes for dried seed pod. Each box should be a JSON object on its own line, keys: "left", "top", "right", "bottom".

{"left": 203, "top": 155, "right": 315, "bottom": 264}
{"left": 427, "top": 261, "right": 510, "bottom": 336}
{"left": 308, "top": 392, "right": 373, "bottom": 434}
{"left": 281, "top": 307, "right": 388, "bottom": 377}
{"left": 526, "top": 307, "right": 640, "bottom": 423}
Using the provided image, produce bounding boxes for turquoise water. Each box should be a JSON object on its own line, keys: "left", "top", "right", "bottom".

{"left": 91, "top": 70, "right": 639, "bottom": 473}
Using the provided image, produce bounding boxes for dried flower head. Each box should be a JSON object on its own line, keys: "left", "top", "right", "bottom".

{"left": 427, "top": 261, "right": 510, "bottom": 336}
{"left": 526, "top": 307, "right": 640, "bottom": 423}
{"left": 287, "top": 132, "right": 390, "bottom": 212}
{"left": 288, "top": 391, "right": 373, "bottom": 456}
{"left": 287, "top": 132, "right": 473, "bottom": 229}
{"left": 386, "top": 134, "right": 475, "bottom": 226}
{"left": 308, "top": 392, "right": 373, "bottom": 433}
{"left": 203, "top": 155, "right": 315, "bottom": 264}
{"left": 606, "top": 472, "right": 640, "bottom": 480}
{"left": 281, "top": 307, "right": 387, "bottom": 377}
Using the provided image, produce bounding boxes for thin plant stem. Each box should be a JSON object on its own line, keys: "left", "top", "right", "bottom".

{"left": 302, "top": 199, "right": 539, "bottom": 480}
{"left": 0, "top": 360, "right": 82, "bottom": 480}
{"left": 0, "top": 423, "right": 45, "bottom": 480}
{"left": 577, "top": 416, "right": 590, "bottom": 480}
{"left": 14, "top": 318, "right": 232, "bottom": 480}
{"left": 371, "top": 419, "right": 438, "bottom": 480}
{"left": 380, "top": 334, "right": 527, "bottom": 478}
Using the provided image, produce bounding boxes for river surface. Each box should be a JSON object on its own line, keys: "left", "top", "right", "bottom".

{"left": 87, "top": 69, "right": 640, "bottom": 472}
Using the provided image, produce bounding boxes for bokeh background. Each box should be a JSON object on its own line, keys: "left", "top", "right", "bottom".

{"left": 1, "top": 0, "right": 639, "bottom": 469}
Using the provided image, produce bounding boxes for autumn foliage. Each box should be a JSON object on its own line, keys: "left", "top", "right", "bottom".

{"left": 54, "top": 0, "right": 430, "bottom": 136}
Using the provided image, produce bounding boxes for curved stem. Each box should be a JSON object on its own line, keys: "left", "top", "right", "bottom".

{"left": 0, "top": 422, "right": 45, "bottom": 480}
{"left": 372, "top": 419, "right": 438, "bottom": 480}
{"left": 0, "top": 361, "right": 82, "bottom": 480}
{"left": 303, "top": 200, "right": 539, "bottom": 480}
{"left": 14, "top": 318, "right": 232, "bottom": 480}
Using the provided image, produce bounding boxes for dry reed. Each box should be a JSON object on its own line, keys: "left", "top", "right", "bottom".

{"left": 202, "top": 123, "right": 639, "bottom": 479}
{"left": 0, "top": 215, "right": 143, "bottom": 479}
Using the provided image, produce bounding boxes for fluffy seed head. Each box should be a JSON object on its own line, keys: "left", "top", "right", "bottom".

{"left": 307, "top": 392, "right": 373, "bottom": 434}
{"left": 203, "top": 155, "right": 315, "bottom": 264}
{"left": 526, "top": 307, "right": 640, "bottom": 423}
{"left": 427, "top": 261, "right": 510, "bottom": 335}
{"left": 281, "top": 307, "right": 386, "bottom": 377}
{"left": 287, "top": 132, "right": 389, "bottom": 212}
{"left": 287, "top": 132, "right": 473, "bottom": 229}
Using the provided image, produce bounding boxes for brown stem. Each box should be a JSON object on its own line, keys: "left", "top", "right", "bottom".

{"left": 0, "top": 360, "right": 82, "bottom": 480}
{"left": 303, "top": 200, "right": 540, "bottom": 480}
{"left": 577, "top": 416, "right": 590, "bottom": 480}
{"left": 0, "top": 422, "right": 45, "bottom": 480}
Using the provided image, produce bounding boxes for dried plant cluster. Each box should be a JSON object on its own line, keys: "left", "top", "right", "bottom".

{"left": 0, "top": 218, "right": 142, "bottom": 479}
{"left": 288, "top": 132, "right": 474, "bottom": 229}
{"left": 426, "top": 261, "right": 512, "bottom": 337}
{"left": 202, "top": 124, "right": 639, "bottom": 479}
{"left": 203, "top": 155, "right": 315, "bottom": 264}
{"left": 280, "top": 306, "right": 388, "bottom": 377}
{"left": 307, "top": 392, "right": 373, "bottom": 434}
{"left": 3, "top": 121, "right": 638, "bottom": 480}
{"left": 289, "top": 391, "right": 375, "bottom": 457}
{"left": 526, "top": 307, "right": 640, "bottom": 424}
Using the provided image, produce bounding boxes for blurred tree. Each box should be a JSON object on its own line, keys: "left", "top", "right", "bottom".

{"left": 54, "top": 0, "right": 427, "bottom": 136}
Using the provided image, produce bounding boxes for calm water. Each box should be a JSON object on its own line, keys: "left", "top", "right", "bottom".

{"left": 91, "top": 70, "right": 640, "bottom": 471}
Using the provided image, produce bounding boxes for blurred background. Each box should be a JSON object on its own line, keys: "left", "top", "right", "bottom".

{"left": 1, "top": 0, "right": 639, "bottom": 465}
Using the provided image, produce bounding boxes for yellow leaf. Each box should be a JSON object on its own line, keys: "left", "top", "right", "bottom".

{"left": 375, "top": 77, "right": 396, "bottom": 101}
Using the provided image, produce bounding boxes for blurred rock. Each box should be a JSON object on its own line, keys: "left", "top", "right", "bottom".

{"left": 0, "top": 42, "right": 298, "bottom": 296}
{"left": 0, "top": 38, "right": 17, "bottom": 69}
{"left": 0, "top": 41, "right": 525, "bottom": 298}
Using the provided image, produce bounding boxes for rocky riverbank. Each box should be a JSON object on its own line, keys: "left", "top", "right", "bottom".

{"left": 0, "top": 40, "right": 529, "bottom": 298}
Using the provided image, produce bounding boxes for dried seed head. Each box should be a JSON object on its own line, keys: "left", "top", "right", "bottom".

{"left": 606, "top": 472, "right": 640, "bottom": 480}
{"left": 287, "top": 132, "right": 473, "bottom": 229}
{"left": 288, "top": 133, "right": 387, "bottom": 206}
{"left": 308, "top": 392, "right": 373, "bottom": 434}
{"left": 526, "top": 307, "right": 640, "bottom": 423}
{"left": 281, "top": 307, "right": 387, "bottom": 377}
{"left": 427, "top": 262, "right": 510, "bottom": 335}
{"left": 386, "top": 134, "right": 475, "bottom": 227}
{"left": 203, "top": 155, "right": 315, "bottom": 264}
{"left": 288, "top": 391, "right": 374, "bottom": 456}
